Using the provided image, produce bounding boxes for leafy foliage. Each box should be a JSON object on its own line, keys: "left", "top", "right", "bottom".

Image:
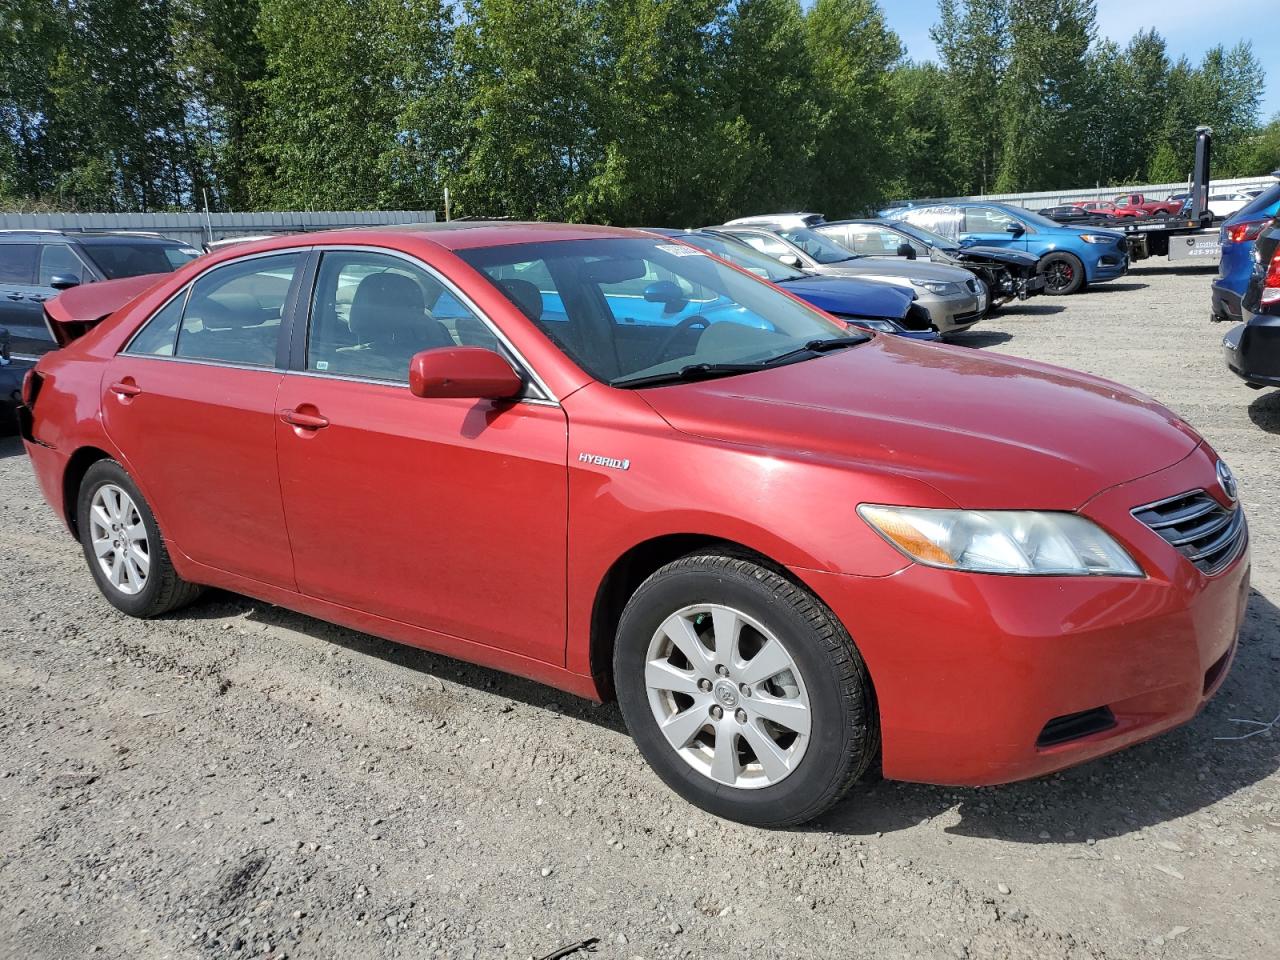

{"left": 0, "top": 0, "right": 1273, "bottom": 217}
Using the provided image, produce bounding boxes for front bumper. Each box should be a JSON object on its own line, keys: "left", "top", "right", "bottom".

{"left": 1223, "top": 316, "right": 1280, "bottom": 388}
{"left": 1089, "top": 249, "right": 1129, "bottom": 282}
{"left": 802, "top": 447, "right": 1248, "bottom": 786}
{"left": 920, "top": 289, "right": 984, "bottom": 335}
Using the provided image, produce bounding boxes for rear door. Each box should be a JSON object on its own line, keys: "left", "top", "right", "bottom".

{"left": 273, "top": 247, "right": 569, "bottom": 663}
{"left": 0, "top": 242, "right": 46, "bottom": 355}
{"left": 100, "top": 250, "right": 305, "bottom": 588}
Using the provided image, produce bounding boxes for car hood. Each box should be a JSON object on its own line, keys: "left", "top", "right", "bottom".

{"left": 947, "top": 245, "right": 1041, "bottom": 268}
{"left": 778, "top": 275, "right": 914, "bottom": 320}
{"left": 638, "top": 336, "right": 1201, "bottom": 510}
{"left": 818, "top": 257, "right": 973, "bottom": 284}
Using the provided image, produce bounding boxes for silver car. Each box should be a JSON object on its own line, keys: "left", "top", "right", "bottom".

{"left": 716, "top": 220, "right": 986, "bottom": 336}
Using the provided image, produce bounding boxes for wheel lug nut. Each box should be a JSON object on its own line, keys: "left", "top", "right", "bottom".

{"left": 739, "top": 683, "right": 750, "bottom": 697}
{"left": 698, "top": 678, "right": 712, "bottom": 693}
{"left": 715, "top": 665, "right": 729, "bottom": 677}
{"left": 735, "top": 709, "right": 748, "bottom": 724}
{"left": 710, "top": 705, "right": 723, "bottom": 719}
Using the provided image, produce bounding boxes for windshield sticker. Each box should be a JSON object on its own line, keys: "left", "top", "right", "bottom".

{"left": 656, "top": 243, "right": 705, "bottom": 257}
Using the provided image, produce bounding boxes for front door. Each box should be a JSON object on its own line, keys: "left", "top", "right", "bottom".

{"left": 274, "top": 249, "right": 569, "bottom": 663}
{"left": 962, "top": 206, "right": 1029, "bottom": 251}
{"left": 101, "top": 251, "right": 303, "bottom": 588}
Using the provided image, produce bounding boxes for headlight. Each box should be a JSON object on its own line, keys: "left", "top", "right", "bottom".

{"left": 858, "top": 505, "right": 1142, "bottom": 576}
{"left": 844, "top": 318, "right": 898, "bottom": 333}
{"left": 1078, "top": 234, "right": 1116, "bottom": 244}
{"left": 915, "top": 280, "right": 963, "bottom": 296}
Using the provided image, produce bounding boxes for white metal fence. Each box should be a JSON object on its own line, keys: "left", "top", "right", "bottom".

{"left": 902, "top": 175, "right": 1279, "bottom": 211}
{"left": 0, "top": 210, "right": 436, "bottom": 248}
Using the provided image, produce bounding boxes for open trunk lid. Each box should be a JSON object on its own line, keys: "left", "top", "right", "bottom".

{"left": 42, "top": 274, "right": 166, "bottom": 347}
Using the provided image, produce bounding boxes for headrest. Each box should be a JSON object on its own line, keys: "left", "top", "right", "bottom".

{"left": 349, "top": 273, "right": 425, "bottom": 343}
{"left": 498, "top": 279, "right": 543, "bottom": 323}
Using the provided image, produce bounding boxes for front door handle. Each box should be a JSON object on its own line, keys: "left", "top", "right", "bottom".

{"left": 109, "top": 379, "right": 142, "bottom": 398}
{"left": 280, "top": 408, "right": 329, "bottom": 430}
{"left": 4, "top": 293, "right": 22, "bottom": 301}
{"left": 27, "top": 294, "right": 50, "bottom": 302}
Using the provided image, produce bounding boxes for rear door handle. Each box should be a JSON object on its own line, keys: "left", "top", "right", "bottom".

{"left": 5, "top": 293, "right": 22, "bottom": 301}
{"left": 27, "top": 294, "right": 50, "bottom": 302}
{"left": 280, "top": 408, "right": 329, "bottom": 430}
{"left": 109, "top": 379, "right": 142, "bottom": 398}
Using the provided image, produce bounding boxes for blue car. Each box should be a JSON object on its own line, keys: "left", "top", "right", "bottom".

{"left": 647, "top": 228, "right": 939, "bottom": 340}
{"left": 882, "top": 201, "right": 1130, "bottom": 295}
{"left": 1212, "top": 178, "right": 1280, "bottom": 323}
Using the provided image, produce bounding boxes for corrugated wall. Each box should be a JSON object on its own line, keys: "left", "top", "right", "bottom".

{"left": 0, "top": 210, "right": 436, "bottom": 247}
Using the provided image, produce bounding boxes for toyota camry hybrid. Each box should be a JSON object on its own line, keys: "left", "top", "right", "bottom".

{"left": 19, "top": 223, "right": 1249, "bottom": 827}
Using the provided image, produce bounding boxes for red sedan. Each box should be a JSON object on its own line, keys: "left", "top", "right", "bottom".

{"left": 19, "top": 224, "right": 1249, "bottom": 827}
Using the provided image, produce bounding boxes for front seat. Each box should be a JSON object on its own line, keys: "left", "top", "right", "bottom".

{"left": 338, "top": 273, "right": 453, "bottom": 379}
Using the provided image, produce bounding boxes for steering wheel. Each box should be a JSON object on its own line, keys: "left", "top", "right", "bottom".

{"left": 645, "top": 314, "right": 711, "bottom": 367}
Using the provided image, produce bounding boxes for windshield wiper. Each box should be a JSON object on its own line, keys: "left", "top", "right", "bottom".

{"left": 763, "top": 334, "right": 870, "bottom": 366}
{"left": 611, "top": 361, "right": 768, "bottom": 389}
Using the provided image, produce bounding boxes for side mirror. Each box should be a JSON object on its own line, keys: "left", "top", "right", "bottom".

{"left": 643, "top": 280, "right": 687, "bottom": 314}
{"left": 0, "top": 326, "right": 10, "bottom": 362}
{"left": 1005, "top": 222, "right": 1025, "bottom": 237}
{"left": 408, "top": 347, "right": 523, "bottom": 401}
{"left": 49, "top": 274, "right": 81, "bottom": 290}
{"left": 895, "top": 242, "right": 917, "bottom": 260}
{"left": 778, "top": 253, "right": 802, "bottom": 268}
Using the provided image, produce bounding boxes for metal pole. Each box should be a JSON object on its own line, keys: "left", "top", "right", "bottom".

{"left": 444, "top": 186, "right": 451, "bottom": 222}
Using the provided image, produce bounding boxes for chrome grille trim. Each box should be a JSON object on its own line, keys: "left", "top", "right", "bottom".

{"left": 1132, "top": 489, "right": 1247, "bottom": 576}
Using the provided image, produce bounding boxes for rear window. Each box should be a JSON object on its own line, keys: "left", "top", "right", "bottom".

{"left": 78, "top": 240, "right": 200, "bottom": 279}
{"left": 1232, "top": 183, "right": 1280, "bottom": 222}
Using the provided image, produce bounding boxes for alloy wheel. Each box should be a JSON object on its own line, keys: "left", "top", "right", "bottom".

{"left": 88, "top": 483, "right": 150, "bottom": 595}
{"left": 643, "top": 603, "right": 811, "bottom": 789}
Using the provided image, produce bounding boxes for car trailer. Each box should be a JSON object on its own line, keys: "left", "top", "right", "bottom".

{"left": 1123, "top": 127, "right": 1223, "bottom": 266}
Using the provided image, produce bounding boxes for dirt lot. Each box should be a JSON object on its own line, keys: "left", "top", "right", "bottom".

{"left": 2, "top": 262, "right": 1278, "bottom": 960}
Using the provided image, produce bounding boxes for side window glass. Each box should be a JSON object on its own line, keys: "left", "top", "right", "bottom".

{"left": 125, "top": 290, "right": 187, "bottom": 356}
{"left": 37, "top": 245, "right": 85, "bottom": 285}
{"left": 964, "top": 207, "right": 1015, "bottom": 233}
{"left": 307, "top": 251, "right": 464, "bottom": 381}
{"left": 737, "top": 234, "right": 790, "bottom": 259}
{"left": 175, "top": 253, "right": 299, "bottom": 367}
{"left": 0, "top": 243, "right": 38, "bottom": 284}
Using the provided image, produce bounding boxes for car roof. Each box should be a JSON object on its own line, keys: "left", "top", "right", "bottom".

{"left": 0, "top": 229, "right": 184, "bottom": 245}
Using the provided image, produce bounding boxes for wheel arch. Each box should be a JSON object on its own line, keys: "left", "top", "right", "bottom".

{"left": 587, "top": 533, "right": 827, "bottom": 702}
{"left": 62, "top": 445, "right": 114, "bottom": 539}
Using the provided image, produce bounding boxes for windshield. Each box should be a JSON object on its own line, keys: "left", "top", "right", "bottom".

{"left": 79, "top": 240, "right": 200, "bottom": 279}
{"left": 774, "top": 227, "right": 859, "bottom": 264}
{"left": 885, "top": 220, "right": 958, "bottom": 251}
{"left": 458, "top": 237, "right": 850, "bottom": 387}
{"left": 675, "top": 233, "right": 807, "bottom": 282}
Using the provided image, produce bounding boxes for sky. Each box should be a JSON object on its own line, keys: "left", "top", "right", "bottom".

{"left": 881, "top": 0, "right": 1277, "bottom": 120}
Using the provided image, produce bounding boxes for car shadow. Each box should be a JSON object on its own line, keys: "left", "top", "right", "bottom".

{"left": 0, "top": 433, "right": 24, "bottom": 459}
{"left": 949, "top": 330, "right": 1013, "bottom": 349}
{"left": 1132, "top": 265, "right": 1219, "bottom": 277}
{"left": 173, "top": 590, "right": 630, "bottom": 734}
{"left": 1247, "top": 389, "right": 1280, "bottom": 433}
{"left": 999, "top": 302, "right": 1067, "bottom": 317}
{"left": 809, "top": 586, "right": 1280, "bottom": 843}
{"left": 1088, "top": 281, "right": 1149, "bottom": 293}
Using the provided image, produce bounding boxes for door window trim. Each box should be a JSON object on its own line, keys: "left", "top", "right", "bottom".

{"left": 289, "top": 244, "right": 559, "bottom": 405}
{"left": 118, "top": 246, "right": 312, "bottom": 370}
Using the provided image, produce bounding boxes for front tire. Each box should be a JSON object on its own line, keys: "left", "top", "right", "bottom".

{"left": 613, "top": 552, "right": 878, "bottom": 827}
{"left": 77, "top": 459, "right": 203, "bottom": 618}
{"left": 1039, "top": 252, "right": 1086, "bottom": 295}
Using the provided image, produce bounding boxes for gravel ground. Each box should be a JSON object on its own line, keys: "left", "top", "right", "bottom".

{"left": 1, "top": 262, "right": 1278, "bottom": 960}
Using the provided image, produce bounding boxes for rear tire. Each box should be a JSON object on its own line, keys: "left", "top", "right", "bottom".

{"left": 77, "top": 459, "right": 203, "bottom": 618}
{"left": 613, "top": 551, "right": 878, "bottom": 827}
{"left": 1039, "top": 252, "right": 1086, "bottom": 295}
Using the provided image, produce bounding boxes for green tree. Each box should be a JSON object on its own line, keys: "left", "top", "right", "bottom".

{"left": 252, "top": 0, "right": 453, "bottom": 210}
{"left": 930, "top": 0, "right": 1008, "bottom": 194}
{"left": 884, "top": 62, "right": 961, "bottom": 200}
{"left": 994, "top": 0, "right": 1096, "bottom": 192}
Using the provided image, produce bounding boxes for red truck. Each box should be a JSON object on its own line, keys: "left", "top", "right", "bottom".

{"left": 1111, "top": 193, "right": 1184, "bottom": 218}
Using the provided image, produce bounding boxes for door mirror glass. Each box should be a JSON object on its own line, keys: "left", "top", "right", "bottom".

{"left": 49, "top": 274, "right": 82, "bottom": 290}
{"left": 409, "top": 346, "right": 523, "bottom": 400}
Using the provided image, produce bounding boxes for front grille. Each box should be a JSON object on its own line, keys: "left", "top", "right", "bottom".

{"left": 1132, "top": 490, "right": 1247, "bottom": 576}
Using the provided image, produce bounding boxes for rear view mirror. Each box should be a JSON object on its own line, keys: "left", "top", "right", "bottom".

{"left": 643, "top": 280, "right": 688, "bottom": 314}
{"left": 895, "top": 242, "right": 917, "bottom": 260}
{"left": 49, "top": 274, "right": 81, "bottom": 290}
{"left": 778, "top": 253, "right": 802, "bottom": 268}
{"left": 408, "top": 347, "right": 523, "bottom": 401}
